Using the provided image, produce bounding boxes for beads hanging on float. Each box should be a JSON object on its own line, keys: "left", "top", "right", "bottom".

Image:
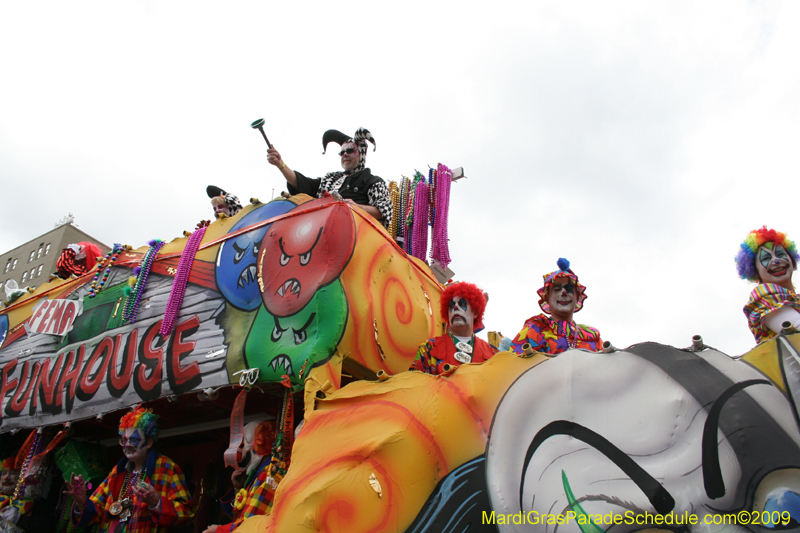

{"left": 387, "top": 163, "right": 452, "bottom": 269}
{"left": 88, "top": 244, "right": 123, "bottom": 298}
{"left": 122, "top": 239, "right": 165, "bottom": 324}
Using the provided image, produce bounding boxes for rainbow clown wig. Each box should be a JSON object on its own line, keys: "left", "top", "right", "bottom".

{"left": 537, "top": 258, "right": 588, "bottom": 314}
{"left": 1, "top": 457, "right": 16, "bottom": 471}
{"left": 440, "top": 281, "right": 487, "bottom": 333}
{"left": 735, "top": 226, "right": 800, "bottom": 283}
{"left": 119, "top": 406, "right": 160, "bottom": 440}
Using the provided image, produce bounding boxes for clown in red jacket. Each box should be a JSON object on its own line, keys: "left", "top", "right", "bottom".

{"left": 410, "top": 281, "right": 497, "bottom": 375}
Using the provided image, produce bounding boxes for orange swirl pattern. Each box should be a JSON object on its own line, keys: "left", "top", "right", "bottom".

{"left": 338, "top": 213, "right": 444, "bottom": 375}
{"left": 239, "top": 353, "right": 550, "bottom": 533}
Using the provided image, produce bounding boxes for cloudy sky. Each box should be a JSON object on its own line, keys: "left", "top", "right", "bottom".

{"left": 1, "top": 1, "right": 798, "bottom": 357}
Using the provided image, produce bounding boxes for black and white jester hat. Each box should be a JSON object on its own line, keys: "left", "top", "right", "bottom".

{"left": 322, "top": 128, "right": 376, "bottom": 174}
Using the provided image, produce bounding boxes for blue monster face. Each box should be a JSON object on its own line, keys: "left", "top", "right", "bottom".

{"left": 216, "top": 200, "right": 295, "bottom": 311}
{"left": 0, "top": 314, "right": 7, "bottom": 349}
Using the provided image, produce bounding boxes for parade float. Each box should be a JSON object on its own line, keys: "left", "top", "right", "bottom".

{"left": 2, "top": 177, "right": 800, "bottom": 532}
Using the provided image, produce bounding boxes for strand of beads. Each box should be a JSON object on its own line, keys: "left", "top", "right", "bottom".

{"left": 13, "top": 430, "right": 42, "bottom": 502}
{"left": 88, "top": 244, "right": 123, "bottom": 298}
{"left": 122, "top": 239, "right": 165, "bottom": 324}
{"left": 398, "top": 176, "right": 408, "bottom": 240}
{"left": 431, "top": 163, "right": 452, "bottom": 269}
{"left": 428, "top": 167, "right": 436, "bottom": 227}
{"left": 159, "top": 227, "right": 207, "bottom": 336}
{"left": 411, "top": 180, "right": 429, "bottom": 261}
{"left": 388, "top": 181, "right": 400, "bottom": 240}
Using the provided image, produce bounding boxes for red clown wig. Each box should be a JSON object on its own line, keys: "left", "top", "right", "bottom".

{"left": 440, "top": 282, "right": 487, "bottom": 332}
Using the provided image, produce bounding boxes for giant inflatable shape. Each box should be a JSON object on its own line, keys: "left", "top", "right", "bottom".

{"left": 0, "top": 195, "right": 443, "bottom": 430}
{"left": 239, "top": 335, "right": 800, "bottom": 533}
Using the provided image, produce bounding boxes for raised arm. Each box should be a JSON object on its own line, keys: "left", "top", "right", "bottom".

{"left": 267, "top": 147, "right": 298, "bottom": 189}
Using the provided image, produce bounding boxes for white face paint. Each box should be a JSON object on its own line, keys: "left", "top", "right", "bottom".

{"left": 448, "top": 296, "right": 475, "bottom": 337}
{"left": 339, "top": 142, "right": 360, "bottom": 172}
{"left": 547, "top": 276, "right": 577, "bottom": 321}
{"left": 756, "top": 244, "right": 795, "bottom": 287}
{"left": 120, "top": 428, "right": 151, "bottom": 466}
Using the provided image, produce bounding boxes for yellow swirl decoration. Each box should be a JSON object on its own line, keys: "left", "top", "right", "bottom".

{"left": 237, "top": 353, "right": 549, "bottom": 533}
{"left": 338, "top": 213, "right": 444, "bottom": 375}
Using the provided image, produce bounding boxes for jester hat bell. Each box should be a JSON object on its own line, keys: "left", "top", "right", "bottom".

{"left": 537, "top": 258, "right": 588, "bottom": 314}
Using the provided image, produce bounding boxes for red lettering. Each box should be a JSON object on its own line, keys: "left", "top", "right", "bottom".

{"left": 58, "top": 346, "right": 86, "bottom": 414}
{"left": 0, "top": 359, "right": 18, "bottom": 424}
{"left": 77, "top": 337, "right": 113, "bottom": 401}
{"left": 29, "top": 301, "right": 49, "bottom": 330}
{"left": 38, "top": 354, "right": 66, "bottom": 414}
{"left": 7, "top": 361, "right": 39, "bottom": 417}
{"left": 39, "top": 303, "right": 55, "bottom": 333}
{"left": 59, "top": 302, "right": 77, "bottom": 336}
{"left": 167, "top": 316, "right": 202, "bottom": 395}
{"left": 134, "top": 321, "right": 164, "bottom": 401}
{"left": 108, "top": 332, "right": 137, "bottom": 398}
{"left": 46, "top": 301, "right": 66, "bottom": 335}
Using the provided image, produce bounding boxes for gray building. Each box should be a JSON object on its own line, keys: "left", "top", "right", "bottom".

{"left": 0, "top": 222, "right": 109, "bottom": 293}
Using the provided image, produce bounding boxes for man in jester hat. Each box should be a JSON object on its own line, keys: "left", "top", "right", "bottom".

{"left": 0, "top": 455, "right": 33, "bottom": 529}
{"left": 409, "top": 281, "right": 497, "bottom": 375}
{"left": 510, "top": 258, "right": 603, "bottom": 355}
{"left": 266, "top": 127, "right": 393, "bottom": 227}
{"left": 204, "top": 419, "right": 282, "bottom": 533}
{"left": 65, "top": 406, "right": 194, "bottom": 532}
{"left": 736, "top": 226, "right": 800, "bottom": 344}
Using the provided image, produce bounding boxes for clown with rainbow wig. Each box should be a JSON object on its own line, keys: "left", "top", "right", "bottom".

{"left": 409, "top": 281, "right": 497, "bottom": 375}
{"left": 510, "top": 258, "right": 603, "bottom": 356}
{"left": 736, "top": 226, "right": 800, "bottom": 343}
{"left": 66, "top": 406, "right": 194, "bottom": 532}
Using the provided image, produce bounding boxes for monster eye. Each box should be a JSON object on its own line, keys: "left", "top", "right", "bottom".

{"left": 299, "top": 251, "right": 311, "bottom": 266}
{"left": 753, "top": 469, "right": 800, "bottom": 530}
{"left": 278, "top": 238, "right": 292, "bottom": 266}
{"left": 292, "top": 312, "right": 316, "bottom": 346}
{"left": 271, "top": 317, "right": 287, "bottom": 342}
{"left": 232, "top": 242, "right": 248, "bottom": 264}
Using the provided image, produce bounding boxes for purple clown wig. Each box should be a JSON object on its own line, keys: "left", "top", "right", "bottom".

{"left": 735, "top": 226, "right": 799, "bottom": 283}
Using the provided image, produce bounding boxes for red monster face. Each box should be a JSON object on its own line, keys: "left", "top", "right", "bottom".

{"left": 259, "top": 198, "right": 356, "bottom": 317}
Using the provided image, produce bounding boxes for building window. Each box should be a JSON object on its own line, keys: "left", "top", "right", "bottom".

{"left": 37, "top": 245, "right": 43, "bottom": 259}
{"left": 3, "top": 262, "right": 9, "bottom": 274}
{"left": 21, "top": 271, "right": 27, "bottom": 283}
{"left": 0, "top": 282, "right": 3, "bottom": 292}
{"left": 29, "top": 251, "right": 35, "bottom": 262}
{"left": 45, "top": 243, "right": 51, "bottom": 255}
{"left": 30, "top": 268, "right": 36, "bottom": 279}
{"left": 37, "top": 265, "right": 43, "bottom": 276}
{"left": 11, "top": 259, "right": 17, "bottom": 270}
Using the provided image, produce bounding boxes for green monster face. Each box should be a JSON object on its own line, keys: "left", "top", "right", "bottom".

{"left": 243, "top": 280, "right": 347, "bottom": 386}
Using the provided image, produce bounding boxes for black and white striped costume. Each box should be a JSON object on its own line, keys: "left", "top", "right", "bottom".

{"left": 287, "top": 128, "right": 393, "bottom": 229}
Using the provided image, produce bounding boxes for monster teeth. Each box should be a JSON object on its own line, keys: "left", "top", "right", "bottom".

{"left": 277, "top": 285, "right": 284, "bottom": 297}
{"left": 291, "top": 281, "right": 300, "bottom": 295}
{"left": 248, "top": 266, "right": 256, "bottom": 282}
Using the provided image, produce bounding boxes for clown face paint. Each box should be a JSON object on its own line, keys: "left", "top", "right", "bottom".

{"left": 756, "top": 244, "right": 795, "bottom": 288}
{"left": 0, "top": 467, "right": 19, "bottom": 496}
{"left": 120, "top": 428, "right": 151, "bottom": 467}
{"left": 244, "top": 280, "right": 347, "bottom": 386}
{"left": 260, "top": 198, "right": 355, "bottom": 317}
{"left": 216, "top": 200, "right": 295, "bottom": 311}
{"left": 448, "top": 296, "right": 474, "bottom": 337}
{"left": 548, "top": 276, "right": 577, "bottom": 321}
